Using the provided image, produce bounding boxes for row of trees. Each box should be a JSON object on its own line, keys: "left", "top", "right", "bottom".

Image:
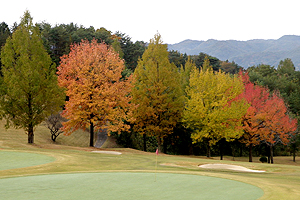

{"left": 0, "top": 11, "right": 298, "bottom": 164}
{"left": 55, "top": 33, "right": 297, "bottom": 163}
{"left": 0, "top": 19, "right": 147, "bottom": 72}
{"left": 1, "top": 20, "right": 241, "bottom": 75}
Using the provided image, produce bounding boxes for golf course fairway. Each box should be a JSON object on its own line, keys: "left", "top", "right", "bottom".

{"left": 0, "top": 151, "right": 55, "bottom": 170}
{"left": 0, "top": 172, "right": 263, "bottom": 200}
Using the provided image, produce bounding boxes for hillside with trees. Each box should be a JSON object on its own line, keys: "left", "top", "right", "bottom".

{"left": 168, "top": 35, "right": 300, "bottom": 69}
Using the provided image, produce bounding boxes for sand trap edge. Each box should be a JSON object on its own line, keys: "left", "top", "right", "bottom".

{"left": 91, "top": 150, "right": 122, "bottom": 155}
{"left": 199, "top": 164, "right": 265, "bottom": 173}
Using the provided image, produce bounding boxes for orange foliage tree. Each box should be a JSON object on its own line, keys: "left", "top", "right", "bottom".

{"left": 57, "top": 39, "right": 133, "bottom": 146}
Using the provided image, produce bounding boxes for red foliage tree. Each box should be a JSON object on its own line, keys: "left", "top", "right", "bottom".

{"left": 257, "top": 92, "right": 297, "bottom": 163}
{"left": 239, "top": 72, "right": 297, "bottom": 163}
{"left": 239, "top": 72, "right": 270, "bottom": 162}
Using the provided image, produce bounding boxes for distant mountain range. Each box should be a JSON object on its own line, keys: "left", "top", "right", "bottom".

{"left": 168, "top": 35, "right": 300, "bottom": 70}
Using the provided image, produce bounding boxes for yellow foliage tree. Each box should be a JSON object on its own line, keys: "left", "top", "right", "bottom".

{"left": 131, "top": 34, "right": 184, "bottom": 152}
{"left": 180, "top": 56, "right": 195, "bottom": 96}
{"left": 183, "top": 58, "right": 248, "bottom": 157}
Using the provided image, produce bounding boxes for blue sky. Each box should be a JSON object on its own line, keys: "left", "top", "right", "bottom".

{"left": 2, "top": 0, "right": 300, "bottom": 44}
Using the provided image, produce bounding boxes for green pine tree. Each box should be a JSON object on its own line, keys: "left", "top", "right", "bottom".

{"left": 131, "top": 33, "right": 184, "bottom": 152}
{"left": 0, "top": 11, "right": 65, "bottom": 143}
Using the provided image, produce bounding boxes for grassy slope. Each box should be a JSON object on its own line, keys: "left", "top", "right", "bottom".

{"left": 0, "top": 121, "right": 300, "bottom": 200}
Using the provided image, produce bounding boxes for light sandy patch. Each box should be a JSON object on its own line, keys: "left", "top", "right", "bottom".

{"left": 160, "top": 163, "right": 183, "bottom": 167}
{"left": 199, "top": 164, "right": 265, "bottom": 173}
{"left": 91, "top": 151, "right": 122, "bottom": 155}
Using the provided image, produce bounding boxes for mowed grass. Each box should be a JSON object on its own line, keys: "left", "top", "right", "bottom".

{"left": 0, "top": 120, "right": 300, "bottom": 199}
{"left": 0, "top": 172, "right": 263, "bottom": 200}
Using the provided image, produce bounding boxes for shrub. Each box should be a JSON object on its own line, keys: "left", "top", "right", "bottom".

{"left": 259, "top": 156, "right": 268, "bottom": 163}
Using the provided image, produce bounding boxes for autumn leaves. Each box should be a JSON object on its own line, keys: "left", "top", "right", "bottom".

{"left": 57, "top": 33, "right": 297, "bottom": 158}
{"left": 57, "top": 40, "right": 133, "bottom": 146}
{"left": 240, "top": 74, "right": 297, "bottom": 162}
{"left": 1, "top": 11, "right": 296, "bottom": 156}
{"left": 183, "top": 59, "right": 248, "bottom": 157}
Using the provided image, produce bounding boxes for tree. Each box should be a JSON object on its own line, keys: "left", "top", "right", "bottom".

{"left": 257, "top": 92, "right": 297, "bottom": 163}
{"left": 248, "top": 61, "right": 300, "bottom": 116}
{"left": 239, "top": 72, "right": 270, "bottom": 162}
{"left": 45, "top": 112, "right": 66, "bottom": 142}
{"left": 39, "top": 23, "right": 73, "bottom": 66}
{"left": 169, "top": 50, "right": 188, "bottom": 69}
{"left": 288, "top": 133, "right": 300, "bottom": 162}
{"left": 276, "top": 59, "right": 300, "bottom": 116}
{"left": 183, "top": 58, "right": 248, "bottom": 158}
{"left": 115, "top": 31, "right": 146, "bottom": 71}
{"left": 71, "top": 26, "right": 95, "bottom": 43}
{"left": 95, "top": 27, "right": 113, "bottom": 45}
{"left": 0, "top": 11, "right": 65, "bottom": 143}
{"left": 111, "top": 37, "right": 124, "bottom": 59}
{"left": 0, "top": 22, "right": 11, "bottom": 47}
{"left": 131, "top": 33, "right": 184, "bottom": 153}
{"left": 277, "top": 58, "right": 295, "bottom": 75}
{"left": 0, "top": 22, "right": 11, "bottom": 71}
{"left": 190, "top": 53, "right": 221, "bottom": 71}
{"left": 57, "top": 39, "right": 132, "bottom": 147}
{"left": 241, "top": 70, "right": 298, "bottom": 163}
{"left": 220, "top": 60, "right": 242, "bottom": 74}
{"left": 180, "top": 56, "right": 195, "bottom": 95}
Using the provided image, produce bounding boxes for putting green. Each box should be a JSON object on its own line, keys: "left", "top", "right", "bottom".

{"left": 0, "top": 172, "right": 263, "bottom": 200}
{"left": 0, "top": 151, "right": 55, "bottom": 170}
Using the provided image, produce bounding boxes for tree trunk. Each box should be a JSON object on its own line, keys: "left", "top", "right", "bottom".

{"left": 293, "top": 150, "right": 296, "bottom": 162}
{"left": 270, "top": 145, "right": 274, "bottom": 164}
{"left": 89, "top": 122, "right": 94, "bottom": 147}
{"left": 249, "top": 143, "right": 253, "bottom": 162}
{"left": 189, "top": 145, "right": 194, "bottom": 155}
{"left": 207, "top": 141, "right": 211, "bottom": 158}
{"left": 51, "top": 134, "right": 57, "bottom": 142}
{"left": 27, "top": 124, "right": 34, "bottom": 144}
{"left": 220, "top": 139, "right": 223, "bottom": 160}
{"left": 231, "top": 146, "right": 235, "bottom": 161}
{"left": 267, "top": 147, "right": 271, "bottom": 163}
{"left": 157, "top": 136, "right": 162, "bottom": 153}
{"left": 27, "top": 94, "right": 34, "bottom": 144}
{"left": 163, "top": 139, "right": 167, "bottom": 154}
{"left": 143, "top": 134, "right": 147, "bottom": 152}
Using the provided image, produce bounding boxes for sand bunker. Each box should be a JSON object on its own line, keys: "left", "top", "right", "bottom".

{"left": 92, "top": 151, "right": 122, "bottom": 155}
{"left": 199, "top": 164, "right": 265, "bottom": 173}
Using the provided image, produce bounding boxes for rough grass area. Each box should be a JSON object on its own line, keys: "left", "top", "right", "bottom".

{"left": 0, "top": 120, "right": 118, "bottom": 149}
{"left": 0, "top": 120, "right": 300, "bottom": 199}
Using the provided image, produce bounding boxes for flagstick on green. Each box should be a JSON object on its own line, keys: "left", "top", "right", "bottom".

{"left": 155, "top": 148, "right": 158, "bottom": 182}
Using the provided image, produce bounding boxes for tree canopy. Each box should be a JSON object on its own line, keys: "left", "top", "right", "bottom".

{"left": 248, "top": 61, "right": 300, "bottom": 116}
{"left": 183, "top": 58, "right": 248, "bottom": 157}
{"left": 57, "top": 39, "right": 133, "bottom": 146}
{"left": 131, "top": 33, "right": 184, "bottom": 152}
